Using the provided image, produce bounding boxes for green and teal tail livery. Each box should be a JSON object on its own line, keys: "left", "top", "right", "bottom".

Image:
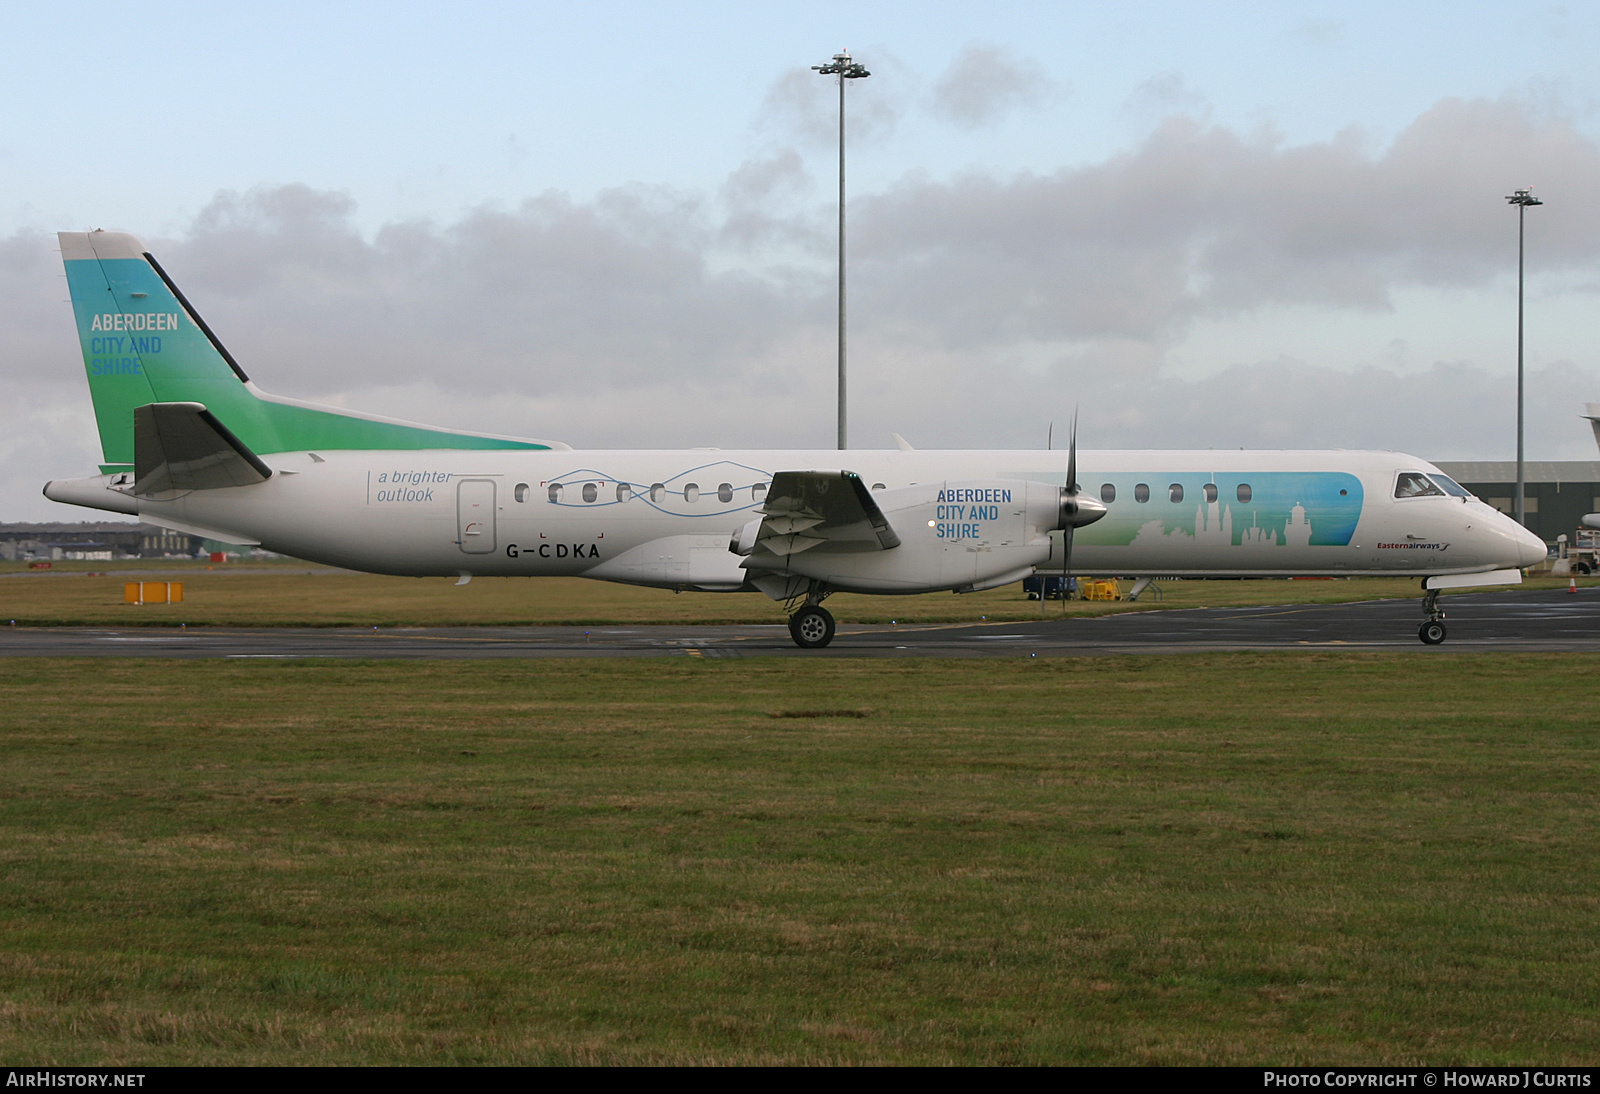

{"left": 60, "top": 230, "right": 564, "bottom": 473}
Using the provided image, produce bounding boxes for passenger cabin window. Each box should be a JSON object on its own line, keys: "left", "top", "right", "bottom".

{"left": 717, "top": 482, "right": 733, "bottom": 503}
{"left": 514, "top": 483, "right": 529, "bottom": 503}
{"left": 753, "top": 483, "right": 768, "bottom": 501}
{"left": 1203, "top": 483, "right": 1218, "bottom": 503}
{"left": 1237, "top": 483, "right": 1252, "bottom": 503}
{"left": 649, "top": 483, "right": 665, "bottom": 503}
{"left": 1394, "top": 472, "right": 1445, "bottom": 499}
{"left": 548, "top": 483, "right": 563, "bottom": 503}
{"left": 684, "top": 483, "right": 700, "bottom": 502}
{"left": 1100, "top": 483, "right": 1115, "bottom": 504}
{"left": 616, "top": 483, "right": 632, "bottom": 502}
{"left": 1134, "top": 483, "right": 1150, "bottom": 503}
{"left": 1169, "top": 483, "right": 1184, "bottom": 503}
{"left": 871, "top": 483, "right": 886, "bottom": 491}
{"left": 582, "top": 482, "right": 597, "bottom": 503}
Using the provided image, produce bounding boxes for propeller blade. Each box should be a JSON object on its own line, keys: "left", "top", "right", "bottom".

{"left": 1062, "top": 525, "right": 1075, "bottom": 608}
{"left": 1058, "top": 412, "right": 1106, "bottom": 532}
{"left": 1065, "top": 410, "right": 1077, "bottom": 496}
{"left": 1055, "top": 409, "right": 1104, "bottom": 608}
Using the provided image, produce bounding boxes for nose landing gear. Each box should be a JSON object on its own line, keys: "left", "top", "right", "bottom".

{"left": 1418, "top": 589, "right": 1446, "bottom": 645}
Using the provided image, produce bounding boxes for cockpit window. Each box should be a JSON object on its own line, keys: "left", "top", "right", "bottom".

{"left": 1395, "top": 472, "right": 1446, "bottom": 499}
{"left": 1428, "top": 474, "right": 1471, "bottom": 498}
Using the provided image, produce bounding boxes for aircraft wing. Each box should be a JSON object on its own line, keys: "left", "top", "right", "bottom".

{"left": 134, "top": 402, "right": 273, "bottom": 496}
{"left": 740, "top": 470, "right": 901, "bottom": 565}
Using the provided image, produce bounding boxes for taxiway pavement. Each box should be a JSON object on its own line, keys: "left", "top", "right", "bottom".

{"left": 2, "top": 588, "right": 1596, "bottom": 659}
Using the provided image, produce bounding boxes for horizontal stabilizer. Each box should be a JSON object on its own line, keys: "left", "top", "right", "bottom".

{"left": 138, "top": 515, "right": 261, "bottom": 547}
{"left": 134, "top": 402, "right": 272, "bottom": 496}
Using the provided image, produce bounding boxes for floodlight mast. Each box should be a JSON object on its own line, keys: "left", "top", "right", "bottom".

{"left": 1506, "top": 187, "right": 1542, "bottom": 529}
{"left": 813, "top": 50, "right": 870, "bottom": 450}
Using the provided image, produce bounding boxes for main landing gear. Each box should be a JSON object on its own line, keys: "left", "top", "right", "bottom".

{"left": 788, "top": 604, "right": 836, "bottom": 649}
{"left": 1418, "top": 589, "right": 1447, "bottom": 645}
{"left": 788, "top": 586, "right": 837, "bottom": 649}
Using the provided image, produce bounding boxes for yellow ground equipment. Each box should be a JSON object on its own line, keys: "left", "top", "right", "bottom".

{"left": 1078, "top": 578, "right": 1122, "bottom": 601}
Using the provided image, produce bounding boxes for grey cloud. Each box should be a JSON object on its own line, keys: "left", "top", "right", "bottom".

{"left": 848, "top": 349, "right": 1600, "bottom": 463}
{"left": 1075, "top": 356, "right": 1600, "bottom": 460}
{"left": 1124, "top": 71, "right": 1207, "bottom": 118}
{"left": 717, "top": 150, "right": 823, "bottom": 250}
{"left": 756, "top": 63, "right": 901, "bottom": 147}
{"left": 721, "top": 150, "right": 811, "bottom": 208}
{"left": 853, "top": 96, "right": 1600, "bottom": 350}
{"left": 928, "top": 44, "right": 1054, "bottom": 129}
{"left": 7, "top": 94, "right": 1600, "bottom": 520}
{"left": 151, "top": 184, "right": 814, "bottom": 402}
{"left": 1287, "top": 19, "right": 1343, "bottom": 48}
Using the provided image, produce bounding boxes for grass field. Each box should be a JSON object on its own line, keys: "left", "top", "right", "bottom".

{"left": 3, "top": 559, "right": 1592, "bottom": 627}
{"left": 2, "top": 654, "right": 1597, "bottom": 1065}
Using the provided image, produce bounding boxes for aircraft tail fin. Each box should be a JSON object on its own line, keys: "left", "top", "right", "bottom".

{"left": 59, "top": 230, "right": 566, "bottom": 471}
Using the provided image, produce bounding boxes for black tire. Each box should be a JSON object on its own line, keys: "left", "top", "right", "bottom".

{"left": 1418, "top": 621, "right": 1447, "bottom": 645}
{"left": 789, "top": 605, "right": 836, "bottom": 649}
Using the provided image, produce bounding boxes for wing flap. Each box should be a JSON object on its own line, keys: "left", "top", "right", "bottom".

{"left": 743, "top": 470, "right": 900, "bottom": 568}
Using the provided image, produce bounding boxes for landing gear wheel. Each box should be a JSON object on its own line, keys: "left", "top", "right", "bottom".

{"left": 1418, "top": 620, "right": 1447, "bottom": 645}
{"left": 789, "top": 605, "right": 836, "bottom": 649}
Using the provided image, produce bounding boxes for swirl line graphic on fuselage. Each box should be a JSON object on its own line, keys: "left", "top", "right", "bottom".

{"left": 544, "top": 459, "right": 774, "bottom": 518}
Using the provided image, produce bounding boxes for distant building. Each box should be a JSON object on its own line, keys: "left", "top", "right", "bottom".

{"left": 0, "top": 522, "right": 204, "bottom": 561}
{"left": 1433, "top": 461, "right": 1600, "bottom": 545}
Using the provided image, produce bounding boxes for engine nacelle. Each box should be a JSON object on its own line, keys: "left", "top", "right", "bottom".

{"left": 758, "top": 479, "right": 1068, "bottom": 594}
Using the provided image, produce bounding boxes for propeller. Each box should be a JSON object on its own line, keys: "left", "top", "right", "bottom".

{"left": 1056, "top": 412, "right": 1107, "bottom": 606}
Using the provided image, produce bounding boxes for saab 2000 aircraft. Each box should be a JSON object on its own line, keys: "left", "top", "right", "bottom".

{"left": 43, "top": 230, "right": 1545, "bottom": 647}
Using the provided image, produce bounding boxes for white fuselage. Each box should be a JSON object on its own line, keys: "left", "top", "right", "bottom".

{"left": 103, "top": 447, "right": 1545, "bottom": 592}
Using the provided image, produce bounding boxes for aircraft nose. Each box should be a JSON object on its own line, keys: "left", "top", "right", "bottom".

{"left": 1514, "top": 524, "right": 1547, "bottom": 568}
{"left": 1474, "top": 506, "right": 1547, "bottom": 569}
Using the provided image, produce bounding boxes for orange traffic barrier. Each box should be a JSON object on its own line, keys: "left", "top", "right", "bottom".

{"left": 124, "top": 582, "right": 184, "bottom": 605}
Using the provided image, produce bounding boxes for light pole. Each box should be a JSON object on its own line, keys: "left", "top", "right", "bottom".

{"left": 1506, "top": 187, "right": 1543, "bottom": 529}
{"left": 813, "top": 49, "right": 869, "bottom": 450}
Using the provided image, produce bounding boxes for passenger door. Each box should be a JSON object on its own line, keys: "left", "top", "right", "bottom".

{"left": 457, "top": 479, "right": 496, "bottom": 554}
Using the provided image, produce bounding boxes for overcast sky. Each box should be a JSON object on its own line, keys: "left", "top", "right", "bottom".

{"left": 5, "top": 1, "right": 1600, "bottom": 521}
